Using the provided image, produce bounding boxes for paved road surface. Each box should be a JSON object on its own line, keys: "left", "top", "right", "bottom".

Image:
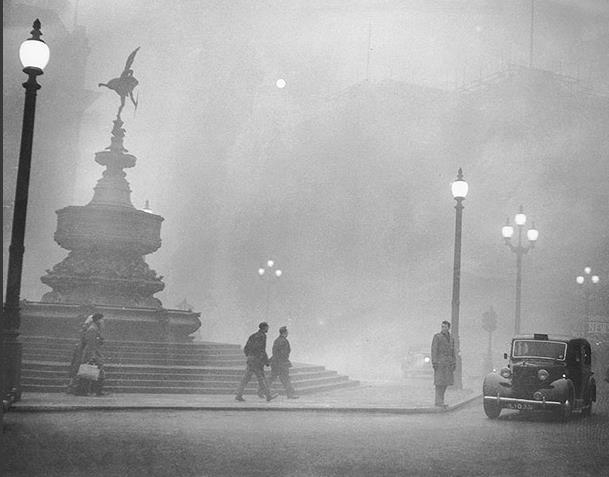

{"left": 3, "top": 389, "right": 608, "bottom": 477}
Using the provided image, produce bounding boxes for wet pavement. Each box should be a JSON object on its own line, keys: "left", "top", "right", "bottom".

{"left": 12, "top": 378, "right": 480, "bottom": 414}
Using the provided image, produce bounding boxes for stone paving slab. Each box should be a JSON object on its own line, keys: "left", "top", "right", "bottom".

{"left": 12, "top": 379, "right": 481, "bottom": 414}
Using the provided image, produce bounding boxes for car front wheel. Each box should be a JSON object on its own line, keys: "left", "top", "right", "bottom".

{"left": 483, "top": 400, "right": 501, "bottom": 419}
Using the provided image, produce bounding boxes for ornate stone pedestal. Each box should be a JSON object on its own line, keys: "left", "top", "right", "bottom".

{"left": 35, "top": 116, "right": 200, "bottom": 341}
{"left": 19, "top": 301, "right": 200, "bottom": 342}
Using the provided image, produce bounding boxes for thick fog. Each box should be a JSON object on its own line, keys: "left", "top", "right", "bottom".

{"left": 3, "top": 0, "right": 609, "bottom": 380}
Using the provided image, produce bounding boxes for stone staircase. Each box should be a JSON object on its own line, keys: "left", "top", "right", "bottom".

{"left": 20, "top": 336, "right": 359, "bottom": 395}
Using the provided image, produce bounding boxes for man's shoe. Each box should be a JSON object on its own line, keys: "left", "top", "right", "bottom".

{"left": 257, "top": 392, "right": 265, "bottom": 398}
{"left": 94, "top": 392, "right": 109, "bottom": 397}
{"left": 287, "top": 395, "right": 300, "bottom": 399}
{"left": 266, "top": 393, "right": 279, "bottom": 402}
{"left": 235, "top": 395, "right": 245, "bottom": 402}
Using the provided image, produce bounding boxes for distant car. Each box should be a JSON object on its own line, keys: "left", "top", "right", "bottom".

{"left": 401, "top": 349, "right": 433, "bottom": 379}
{"left": 482, "top": 334, "right": 596, "bottom": 420}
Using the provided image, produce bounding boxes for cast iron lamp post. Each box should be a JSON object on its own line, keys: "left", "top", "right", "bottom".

{"left": 576, "top": 267, "right": 600, "bottom": 327}
{"left": 258, "top": 259, "right": 282, "bottom": 323}
{"left": 501, "top": 205, "right": 538, "bottom": 335}
{"left": 450, "top": 168, "right": 468, "bottom": 390}
{"left": 2, "top": 19, "right": 50, "bottom": 409}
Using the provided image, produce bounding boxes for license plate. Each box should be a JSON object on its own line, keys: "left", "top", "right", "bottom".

{"left": 505, "top": 402, "right": 534, "bottom": 411}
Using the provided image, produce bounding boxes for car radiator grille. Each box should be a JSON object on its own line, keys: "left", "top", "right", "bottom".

{"left": 512, "top": 367, "right": 542, "bottom": 395}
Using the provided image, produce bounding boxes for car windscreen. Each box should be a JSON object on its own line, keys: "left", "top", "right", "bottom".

{"left": 512, "top": 340, "right": 567, "bottom": 360}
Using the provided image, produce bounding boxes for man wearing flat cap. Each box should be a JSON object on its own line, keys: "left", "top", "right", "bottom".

{"left": 268, "top": 326, "right": 299, "bottom": 399}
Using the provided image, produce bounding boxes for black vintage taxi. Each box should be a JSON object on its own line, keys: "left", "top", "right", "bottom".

{"left": 482, "top": 334, "right": 597, "bottom": 420}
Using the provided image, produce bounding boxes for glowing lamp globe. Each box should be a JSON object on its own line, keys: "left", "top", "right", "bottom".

{"left": 451, "top": 168, "right": 468, "bottom": 199}
{"left": 502, "top": 221, "right": 514, "bottom": 239}
{"left": 514, "top": 211, "right": 526, "bottom": 226}
{"left": 527, "top": 227, "right": 539, "bottom": 242}
{"left": 19, "top": 20, "right": 50, "bottom": 72}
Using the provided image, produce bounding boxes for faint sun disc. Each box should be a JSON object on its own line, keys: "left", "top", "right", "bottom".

{"left": 276, "top": 78, "right": 286, "bottom": 89}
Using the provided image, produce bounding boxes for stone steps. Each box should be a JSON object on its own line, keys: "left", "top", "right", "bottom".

{"left": 20, "top": 336, "right": 359, "bottom": 395}
{"left": 21, "top": 381, "right": 356, "bottom": 395}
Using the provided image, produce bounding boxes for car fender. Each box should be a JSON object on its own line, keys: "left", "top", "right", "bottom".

{"left": 549, "top": 378, "right": 574, "bottom": 401}
{"left": 483, "top": 372, "right": 512, "bottom": 398}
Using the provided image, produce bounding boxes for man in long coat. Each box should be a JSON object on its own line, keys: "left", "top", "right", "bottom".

{"left": 235, "top": 322, "right": 277, "bottom": 402}
{"left": 431, "top": 320, "right": 456, "bottom": 407}
{"left": 268, "top": 326, "right": 299, "bottom": 399}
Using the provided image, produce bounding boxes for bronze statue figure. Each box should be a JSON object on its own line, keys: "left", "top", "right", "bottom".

{"left": 99, "top": 47, "right": 140, "bottom": 118}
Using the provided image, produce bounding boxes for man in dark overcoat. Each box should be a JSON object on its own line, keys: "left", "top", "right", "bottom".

{"left": 431, "top": 320, "right": 456, "bottom": 407}
{"left": 268, "top": 326, "right": 299, "bottom": 399}
{"left": 235, "top": 322, "right": 277, "bottom": 402}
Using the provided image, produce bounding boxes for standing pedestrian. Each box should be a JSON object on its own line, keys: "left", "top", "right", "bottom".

{"left": 431, "top": 320, "right": 456, "bottom": 408}
{"left": 76, "top": 313, "right": 106, "bottom": 396}
{"left": 235, "top": 322, "right": 277, "bottom": 402}
{"left": 267, "top": 326, "right": 299, "bottom": 399}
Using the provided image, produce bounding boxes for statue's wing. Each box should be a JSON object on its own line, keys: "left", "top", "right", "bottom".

{"left": 123, "top": 47, "right": 141, "bottom": 73}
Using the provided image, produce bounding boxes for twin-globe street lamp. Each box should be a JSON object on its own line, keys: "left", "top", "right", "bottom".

{"left": 501, "top": 205, "right": 539, "bottom": 335}
{"left": 258, "top": 260, "right": 282, "bottom": 323}
{"left": 450, "top": 168, "right": 468, "bottom": 390}
{"left": 2, "top": 19, "right": 50, "bottom": 408}
{"left": 576, "top": 267, "right": 600, "bottom": 326}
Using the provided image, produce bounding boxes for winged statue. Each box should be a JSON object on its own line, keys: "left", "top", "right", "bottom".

{"left": 99, "top": 47, "right": 141, "bottom": 117}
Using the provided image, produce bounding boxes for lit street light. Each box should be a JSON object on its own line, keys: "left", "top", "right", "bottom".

{"left": 258, "top": 259, "right": 282, "bottom": 323}
{"left": 501, "top": 205, "right": 538, "bottom": 335}
{"left": 576, "top": 266, "right": 600, "bottom": 329}
{"left": 2, "top": 19, "right": 50, "bottom": 410}
{"left": 450, "top": 168, "right": 468, "bottom": 390}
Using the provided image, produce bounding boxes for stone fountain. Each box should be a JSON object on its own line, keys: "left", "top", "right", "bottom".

{"left": 21, "top": 48, "right": 201, "bottom": 341}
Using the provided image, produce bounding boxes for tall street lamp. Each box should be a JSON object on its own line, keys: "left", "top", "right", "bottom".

{"left": 258, "top": 259, "right": 282, "bottom": 323}
{"left": 2, "top": 19, "right": 50, "bottom": 409}
{"left": 450, "top": 168, "right": 468, "bottom": 390}
{"left": 501, "top": 205, "right": 539, "bottom": 335}
{"left": 576, "top": 267, "right": 600, "bottom": 329}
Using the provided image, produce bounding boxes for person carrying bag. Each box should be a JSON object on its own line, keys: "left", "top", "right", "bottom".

{"left": 75, "top": 313, "right": 106, "bottom": 396}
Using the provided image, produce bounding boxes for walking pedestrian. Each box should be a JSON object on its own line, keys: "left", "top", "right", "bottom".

{"left": 66, "top": 313, "right": 94, "bottom": 394}
{"left": 235, "top": 322, "right": 277, "bottom": 402}
{"left": 75, "top": 313, "right": 106, "bottom": 396}
{"left": 431, "top": 320, "right": 456, "bottom": 408}
{"left": 267, "top": 326, "right": 299, "bottom": 399}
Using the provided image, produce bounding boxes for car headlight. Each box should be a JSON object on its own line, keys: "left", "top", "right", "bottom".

{"left": 537, "top": 369, "right": 549, "bottom": 382}
{"left": 500, "top": 367, "right": 512, "bottom": 379}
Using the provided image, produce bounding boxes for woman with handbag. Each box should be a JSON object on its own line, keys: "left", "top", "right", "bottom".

{"left": 66, "top": 314, "right": 94, "bottom": 394}
{"left": 75, "top": 313, "right": 106, "bottom": 396}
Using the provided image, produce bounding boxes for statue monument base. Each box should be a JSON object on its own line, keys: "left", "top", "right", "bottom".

{"left": 19, "top": 301, "right": 201, "bottom": 342}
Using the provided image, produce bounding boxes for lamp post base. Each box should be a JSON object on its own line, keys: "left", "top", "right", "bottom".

{"left": 2, "top": 330, "right": 23, "bottom": 406}
{"left": 454, "top": 355, "right": 463, "bottom": 390}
